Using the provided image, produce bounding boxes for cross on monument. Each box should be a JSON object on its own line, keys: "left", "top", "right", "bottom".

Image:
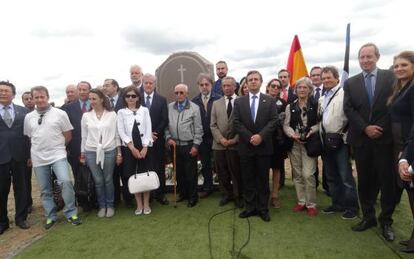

{"left": 177, "top": 64, "right": 186, "bottom": 83}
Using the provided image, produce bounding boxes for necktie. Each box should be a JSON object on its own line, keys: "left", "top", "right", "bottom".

{"left": 81, "top": 101, "right": 87, "bottom": 113}
{"left": 250, "top": 95, "right": 257, "bottom": 122}
{"left": 282, "top": 88, "right": 288, "bottom": 102}
{"left": 365, "top": 73, "right": 374, "bottom": 107}
{"left": 315, "top": 88, "right": 321, "bottom": 101}
{"left": 110, "top": 98, "right": 115, "bottom": 108}
{"left": 203, "top": 95, "right": 209, "bottom": 111}
{"left": 3, "top": 106, "right": 13, "bottom": 127}
{"left": 227, "top": 96, "right": 233, "bottom": 118}
{"left": 145, "top": 96, "right": 151, "bottom": 109}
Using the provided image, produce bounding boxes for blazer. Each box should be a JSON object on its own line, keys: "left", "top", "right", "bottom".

{"left": 61, "top": 100, "right": 83, "bottom": 158}
{"left": 0, "top": 104, "right": 30, "bottom": 164}
{"left": 210, "top": 96, "right": 239, "bottom": 151}
{"left": 142, "top": 92, "right": 168, "bottom": 138}
{"left": 287, "top": 87, "right": 297, "bottom": 104}
{"left": 344, "top": 69, "right": 394, "bottom": 147}
{"left": 233, "top": 93, "right": 278, "bottom": 156}
{"left": 192, "top": 92, "right": 220, "bottom": 140}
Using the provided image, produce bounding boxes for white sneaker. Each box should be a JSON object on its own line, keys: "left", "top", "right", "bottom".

{"left": 97, "top": 208, "right": 106, "bottom": 218}
{"left": 106, "top": 208, "right": 115, "bottom": 218}
{"left": 134, "top": 209, "right": 143, "bottom": 215}
{"left": 143, "top": 208, "right": 151, "bottom": 215}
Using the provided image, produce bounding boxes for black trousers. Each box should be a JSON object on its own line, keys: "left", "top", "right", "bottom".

{"left": 0, "top": 159, "right": 28, "bottom": 227}
{"left": 199, "top": 139, "right": 213, "bottom": 192}
{"left": 214, "top": 149, "right": 242, "bottom": 199}
{"left": 25, "top": 164, "right": 33, "bottom": 207}
{"left": 147, "top": 138, "right": 166, "bottom": 198}
{"left": 175, "top": 145, "right": 198, "bottom": 201}
{"left": 353, "top": 142, "right": 396, "bottom": 226}
{"left": 240, "top": 154, "right": 271, "bottom": 213}
{"left": 406, "top": 188, "right": 414, "bottom": 248}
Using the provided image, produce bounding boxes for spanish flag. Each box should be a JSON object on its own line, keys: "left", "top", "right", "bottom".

{"left": 287, "top": 35, "right": 308, "bottom": 86}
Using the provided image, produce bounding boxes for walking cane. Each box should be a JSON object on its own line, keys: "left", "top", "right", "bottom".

{"left": 173, "top": 144, "right": 177, "bottom": 208}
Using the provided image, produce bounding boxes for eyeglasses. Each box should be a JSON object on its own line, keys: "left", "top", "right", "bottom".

{"left": 174, "top": 91, "right": 185, "bottom": 95}
{"left": 125, "top": 94, "right": 137, "bottom": 99}
{"left": 38, "top": 114, "right": 45, "bottom": 125}
{"left": 270, "top": 84, "right": 281, "bottom": 89}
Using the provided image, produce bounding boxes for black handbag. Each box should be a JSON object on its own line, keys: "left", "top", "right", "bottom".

{"left": 323, "top": 133, "right": 344, "bottom": 151}
{"left": 305, "top": 133, "right": 323, "bottom": 157}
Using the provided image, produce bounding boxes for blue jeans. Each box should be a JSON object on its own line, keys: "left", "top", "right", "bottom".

{"left": 34, "top": 158, "right": 77, "bottom": 220}
{"left": 322, "top": 144, "right": 359, "bottom": 213}
{"left": 85, "top": 149, "right": 116, "bottom": 208}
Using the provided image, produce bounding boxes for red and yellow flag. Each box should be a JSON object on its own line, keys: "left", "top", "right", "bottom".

{"left": 287, "top": 35, "right": 308, "bottom": 86}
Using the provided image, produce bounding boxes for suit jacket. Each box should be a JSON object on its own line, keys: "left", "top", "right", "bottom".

{"left": 287, "top": 87, "right": 297, "bottom": 104}
{"left": 142, "top": 92, "right": 168, "bottom": 138}
{"left": 61, "top": 101, "right": 83, "bottom": 158}
{"left": 112, "top": 93, "right": 125, "bottom": 113}
{"left": 0, "top": 104, "right": 30, "bottom": 164}
{"left": 192, "top": 92, "right": 220, "bottom": 140}
{"left": 344, "top": 69, "right": 394, "bottom": 147}
{"left": 233, "top": 93, "right": 278, "bottom": 156}
{"left": 210, "top": 96, "right": 239, "bottom": 151}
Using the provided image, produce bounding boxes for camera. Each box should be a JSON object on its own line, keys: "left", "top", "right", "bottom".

{"left": 298, "top": 126, "right": 309, "bottom": 142}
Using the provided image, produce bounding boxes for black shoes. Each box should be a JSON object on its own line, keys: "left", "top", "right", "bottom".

{"left": 0, "top": 225, "right": 9, "bottom": 235}
{"left": 156, "top": 196, "right": 169, "bottom": 205}
{"left": 351, "top": 219, "right": 377, "bottom": 232}
{"left": 219, "top": 197, "right": 232, "bottom": 207}
{"left": 381, "top": 225, "right": 395, "bottom": 241}
{"left": 187, "top": 199, "right": 198, "bottom": 208}
{"left": 259, "top": 212, "right": 271, "bottom": 222}
{"left": 239, "top": 210, "right": 257, "bottom": 218}
{"left": 16, "top": 220, "right": 30, "bottom": 230}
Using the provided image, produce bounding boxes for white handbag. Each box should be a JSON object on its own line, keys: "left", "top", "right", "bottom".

{"left": 128, "top": 171, "right": 160, "bottom": 194}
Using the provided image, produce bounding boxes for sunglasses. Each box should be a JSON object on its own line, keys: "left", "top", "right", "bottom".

{"left": 38, "top": 114, "right": 45, "bottom": 125}
{"left": 270, "top": 84, "right": 281, "bottom": 89}
{"left": 174, "top": 91, "right": 185, "bottom": 95}
{"left": 125, "top": 94, "right": 137, "bottom": 99}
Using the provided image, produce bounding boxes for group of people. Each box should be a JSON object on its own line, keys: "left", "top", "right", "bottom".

{"left": 1, "top": 42, "right": 414, "bottom": 253}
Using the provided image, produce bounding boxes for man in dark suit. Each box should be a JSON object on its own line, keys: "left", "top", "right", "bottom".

{"left": 344, "top": 43, "right": 396, "bottom": 241}
{"left": 192, "top": 73, "right": 220, "bottom": 198}
{"left": 213, "top": 61, "right": 240, "bottom": 96}
{"left": 233, "top": 70, "right": 278, "bottom": 222}
{"left": 0, "top": 81, "right": 30, "bottom": 234}
{"left": 141, "top": 74, "right": 169, "bottom": 205}
{"left": 278, "top": 69, "right": 297, "bottom": 104}
{"left": 102, "top": 78, "right": 133, "bottom": 207}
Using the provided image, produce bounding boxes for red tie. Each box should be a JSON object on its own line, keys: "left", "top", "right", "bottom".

{"left": 81, "top": 102, "right": 87, "bottom": 113}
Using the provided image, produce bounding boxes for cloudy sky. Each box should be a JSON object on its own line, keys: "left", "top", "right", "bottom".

{"left": 1, "top": 0, "right": 412, "bottom": 106}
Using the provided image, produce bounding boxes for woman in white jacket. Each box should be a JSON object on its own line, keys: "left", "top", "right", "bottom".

{"left": 117, "top": 86, "right": 153, "bottom": 215}
{"left": 80, "top": 88, "right": 122, "bottom": 218}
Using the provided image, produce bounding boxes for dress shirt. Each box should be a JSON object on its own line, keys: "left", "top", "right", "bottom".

{"left": 362, "top": 68, "right": 378, "bottom": 94}
{"left": 144, "top": 92, "right": 154, "bottom": 107}
{"left": 109, "top": 94, "right": 119, "bottom": 108}
{"left": 81, "top": 110, "right": 120, "bottom": 168}
{"left": 79, "top": 100, "right": 91, "bottom": 111}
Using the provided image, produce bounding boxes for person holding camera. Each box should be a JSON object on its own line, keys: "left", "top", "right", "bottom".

{"left": 318, "top": 66, "right": 359, "bottom": 220}
{"left": 283, "top": 77, "right": 319, "bottom": 217}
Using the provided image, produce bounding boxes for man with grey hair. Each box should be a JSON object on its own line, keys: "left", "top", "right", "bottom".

{"left": 142, "top": 73, "right": 169, "bottom": 205}
{"left": 344, "top": 43, "right": 396, "bottom": 241}
{"left": 128, "top": 64, "right": 144, "bottom": 92}
{"left": 210, "top": 76, "right": 243, "bottom": 207}
{"left": 64, "top": 84, "right": 78, "bottom": 104}
{"left": 192, "top": 73, "right": 220, "bottom": 198}
{"left": 166, "top": 83, "right": 203, "bottom": 208}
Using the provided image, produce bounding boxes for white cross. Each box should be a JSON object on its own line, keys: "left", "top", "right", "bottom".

{"left": 177, "top": 64, "right": 186, "bottom": 83}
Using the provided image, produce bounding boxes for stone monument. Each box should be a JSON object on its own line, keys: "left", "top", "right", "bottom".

{"left": 156, "top": 51, "right": 215, "bottom": 103}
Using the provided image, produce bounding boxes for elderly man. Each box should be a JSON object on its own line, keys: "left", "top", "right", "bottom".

{"left": 0, "top": 81, "right": 31, "bottom": 234}
{"left": 64, "top": 84, "right": 78, "bottom": 104}
{"left": 319, "top": 66, "right": 358, "bottom": 220}
{"left": 233, "top": 70, "right": 278, "bottom": 222}
{"left": 24, "top": 86, "right": 81, "bottom": 229}
{"left": 344, "top": 43, "right": 396, "bottom": 241}
{"left": 210, "top": 76, "right": 243, "bottom": 207}
{"left": 165, "top": 84, "right": 203, "bottom": 208}
{"left": 142, "top": 74, "right": 169, "bottom": 205}
{"left": 128, "top": 64, "right": 144, "bottom": 92}
{"left": 192, "top": 73, "right": 220, "bottom": 198}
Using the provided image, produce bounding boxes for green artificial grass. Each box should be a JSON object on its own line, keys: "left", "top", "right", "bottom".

{"left": 17, "top": 185, "right": 413, "bottom": 259}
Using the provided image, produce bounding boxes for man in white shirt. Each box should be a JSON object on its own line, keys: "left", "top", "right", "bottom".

{"left": 319, "top": 66, "right": 358, "bottom": 220}
{"left": 24, "top": 86, "right": 81, "bottom": 229}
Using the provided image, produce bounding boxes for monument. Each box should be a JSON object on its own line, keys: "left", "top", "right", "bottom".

{"left": 156, "top": 51, "right": 215, "bottom": 103}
